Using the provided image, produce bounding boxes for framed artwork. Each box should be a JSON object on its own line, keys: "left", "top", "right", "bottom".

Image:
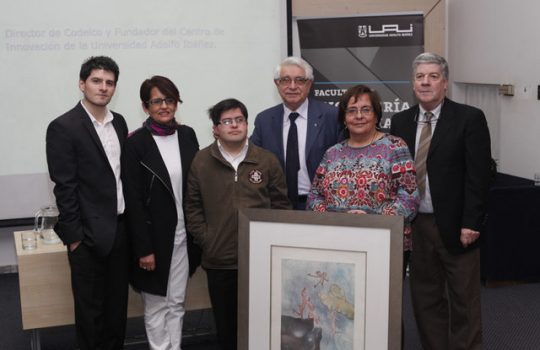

{"left": 238, "top": 209, "right": 403, "bottom": 350}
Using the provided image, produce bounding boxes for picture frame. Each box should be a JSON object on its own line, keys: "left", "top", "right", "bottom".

{"left": 238, "top": 208, "right": 403, "bottom": 350}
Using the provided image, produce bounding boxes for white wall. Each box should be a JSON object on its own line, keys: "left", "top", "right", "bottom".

{"left": 448, "top": 0, "right": 540, "bottom": 179}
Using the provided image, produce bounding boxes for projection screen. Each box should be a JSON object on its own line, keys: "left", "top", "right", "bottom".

{"left": 0, "top": 0, "right": 287, "bottom": 220}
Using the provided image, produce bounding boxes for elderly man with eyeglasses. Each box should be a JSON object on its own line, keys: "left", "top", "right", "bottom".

{"left": 186, "top": 98, "right": 291, "bottom": 350}
{"left": 251, "top": 56, "right": 342, "bottom": 209}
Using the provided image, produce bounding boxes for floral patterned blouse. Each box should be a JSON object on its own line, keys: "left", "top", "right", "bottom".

{"left": 307, "top": 134, "right": 419, "bottom": 251}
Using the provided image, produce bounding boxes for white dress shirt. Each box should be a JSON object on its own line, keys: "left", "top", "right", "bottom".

{"left": 81, "top": 101, "right": 125, "bottom": 215}
{"left": 415, "top": 102, "right": 443, "bottom": 214}
{"left": 217, "top": 139, "right": 249, "bottom": 171}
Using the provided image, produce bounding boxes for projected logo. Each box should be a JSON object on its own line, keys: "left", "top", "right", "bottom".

{"left": 358, "top": 24, "right": 414, "bottom": 38}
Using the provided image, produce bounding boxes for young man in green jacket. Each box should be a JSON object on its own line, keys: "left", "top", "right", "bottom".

{"left": 186, "top": 98, "right": 291, "bottom": 350}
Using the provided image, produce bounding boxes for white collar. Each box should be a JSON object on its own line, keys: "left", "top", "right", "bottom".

{"left": 80, "top": 100, "right": 114, "bottom": 125}
{"left": 419, "top": 101, "right": 443, "bottom": 121}
{"left": 283, "top": 98, "right": 309, "bottom": 121}
{"left": 217, "top": 139, "right": 249, "bottom": 156}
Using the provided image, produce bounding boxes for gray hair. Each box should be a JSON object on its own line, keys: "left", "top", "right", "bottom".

{"left": 274, "top": 56, "right": 314, "bottom": 80}
{"left": 412, "top": 52, "right": 449, "bottom": 80}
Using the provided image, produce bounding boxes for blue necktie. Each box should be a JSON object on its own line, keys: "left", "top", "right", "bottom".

{"left": 286, "top": 112, "right": 300, "bottom": 206}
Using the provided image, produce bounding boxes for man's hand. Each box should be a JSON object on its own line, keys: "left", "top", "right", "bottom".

{"left": 69, "top": 241, "right": 81, "bottom": 252}
{"left": 139, "top": 254, "right": 156, "bottom": 271}
{"left": 460, "top": 228, "right": 480, "bottom": 248}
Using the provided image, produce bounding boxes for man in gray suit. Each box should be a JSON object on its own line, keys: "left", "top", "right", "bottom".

{"left": 46, "top": 56, "right": 129, "bottom": 349}
{"left": 251, "top": 57, "right": 341, "bottom": 209}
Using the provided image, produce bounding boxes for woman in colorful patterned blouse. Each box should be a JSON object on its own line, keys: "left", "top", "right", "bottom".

{"left": 307, "top": 84, "right": 419, "bottom": 257}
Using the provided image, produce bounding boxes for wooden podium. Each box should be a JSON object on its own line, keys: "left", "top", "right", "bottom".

{"left": 14, "top": 230, "right": 211, "bottom": 349}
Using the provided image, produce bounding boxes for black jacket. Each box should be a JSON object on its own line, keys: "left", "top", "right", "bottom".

{"left": 122, "top": 125, "right": 201, "bottom": 296}
{"left": 391, "top": 98, "right": 492, "bottom": 254}
{"left": 46, "top": 103, "right": 128, "bottom": 256}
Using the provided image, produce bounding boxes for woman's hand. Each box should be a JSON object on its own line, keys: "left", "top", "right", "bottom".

{"left": 139, "top": 254, "right": 156, "bottom": 271}
{"left": 347, "top": 209, "right": 367, "bottom": 214}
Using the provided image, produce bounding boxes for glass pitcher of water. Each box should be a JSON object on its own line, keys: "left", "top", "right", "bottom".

{"left": 34, "top": 205, "right": 61, "bottom": 244}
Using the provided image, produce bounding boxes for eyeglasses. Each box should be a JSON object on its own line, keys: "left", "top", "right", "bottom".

{"left": 219, "top": 116, "right": 246, "bottom": 126}
{"left": 345, "top": 106, "right": 374, "bottom": 116}
{"left": 147, "top": 97, "right": 178, "bottom": 107}
{"left": 275, "top": 76, "right": 310, "bottom": 86}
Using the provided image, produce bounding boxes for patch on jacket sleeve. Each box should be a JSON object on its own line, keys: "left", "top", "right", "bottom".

{"left": 248, "top": 169, "right": 263, "bottom": 184}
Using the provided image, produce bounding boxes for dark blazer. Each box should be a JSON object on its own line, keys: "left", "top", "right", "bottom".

{"left": 250, "top": 97, "right": 341, "bottom": 182}
{"left": 122, "top": 125, "right": 200, "bottom": 296}
{"left": 390, "top": 98, "right": 492, "bottom": 253}
{"left": 46, "top": 102, "right": 128, "bottom": 256}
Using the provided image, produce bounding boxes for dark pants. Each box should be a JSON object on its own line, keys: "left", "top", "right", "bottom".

{"left": 67, "top": 219, "right": 129, "bottom": 350}
{"left": 410, "top": 214, "right": 482, "bottom": 350}
{"left": 206, "top": 268, "right": 238, "bottom": 350}
{"left": 401, "top": 250, "right": 411, "bottom": 350}
{"left": 295, "top": 194, "right": 308, "bottom": 210}
{"left": 403, "top": 250, "right": 411, "bottom": 279}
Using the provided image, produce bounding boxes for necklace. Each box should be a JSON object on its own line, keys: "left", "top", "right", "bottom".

{"left": 348, "top": 129, "right": 381, "bottom": 148}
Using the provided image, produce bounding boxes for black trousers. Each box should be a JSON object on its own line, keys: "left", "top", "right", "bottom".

{"left": 206, "top": 268, "right": 238, "bottom": 350}
{"left": 401, "top": 250, "right": 411, "bottom": 350}
{"left": 67, "top": 219, "right": 129, "bottom": 350}
{"left": 295, "top": 194, "right": 308, "bottom": 210}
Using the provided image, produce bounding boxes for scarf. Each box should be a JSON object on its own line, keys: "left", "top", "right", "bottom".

{"left": 143, "top": 116, "right": 179, "bottom": 136}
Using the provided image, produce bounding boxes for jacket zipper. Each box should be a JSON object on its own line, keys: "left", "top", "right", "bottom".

{"left": 140, "top": 161, "right": 175, "bottom": 200}
{"left": 146, "top": 176, "right": 155, "bottom": 206}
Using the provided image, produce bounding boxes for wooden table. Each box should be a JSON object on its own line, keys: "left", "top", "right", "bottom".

{"left": 14, "top": 230, "right": 211, "bottom": 349}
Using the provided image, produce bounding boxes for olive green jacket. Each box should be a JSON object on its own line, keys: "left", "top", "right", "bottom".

{"left": 185, "top": 141, "right": 291, "bottom": 269}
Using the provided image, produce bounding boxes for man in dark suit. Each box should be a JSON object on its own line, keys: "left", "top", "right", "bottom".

{"left": 251, "top": 56, "right": 341, "bottom": 209}
{"left": 391, "top": 52, "right": 491, "bottom": 350}
{"left": 46, "top": 56, "right": 129, "bottom": 350}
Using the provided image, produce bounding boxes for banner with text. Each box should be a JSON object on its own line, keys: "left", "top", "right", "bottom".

{"left": 298, "top": 14, "right": 424, "bottom": 129}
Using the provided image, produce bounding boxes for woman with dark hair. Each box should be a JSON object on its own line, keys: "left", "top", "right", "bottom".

{"left": 122, "top": 76, "right": 200, "bottom": 349}
{"left": 307, "top": 84, "right": 419, "bottom": 256}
